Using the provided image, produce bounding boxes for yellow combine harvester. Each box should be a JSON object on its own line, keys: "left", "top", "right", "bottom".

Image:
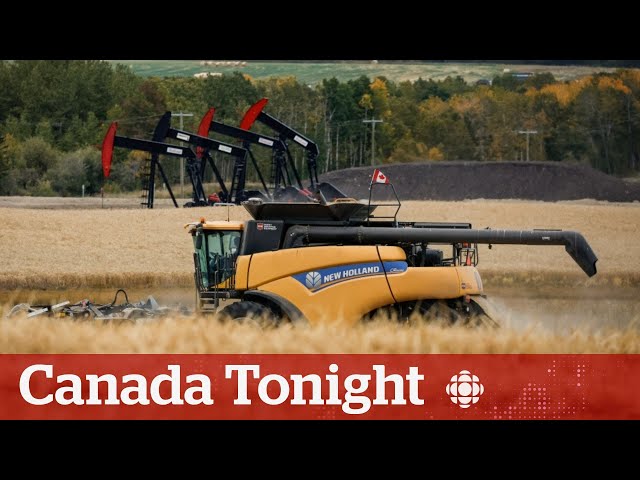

{"left": 185, "top": 180, "right": 598, "bottom": 327}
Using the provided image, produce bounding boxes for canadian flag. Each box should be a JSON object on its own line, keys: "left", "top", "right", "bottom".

{"left": 371, "top": 168, "right": 389, "bottom": 184}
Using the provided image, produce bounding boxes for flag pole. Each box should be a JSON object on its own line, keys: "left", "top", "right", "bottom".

{"left": 367, "top": 169, "right": 376, "bottom": 225}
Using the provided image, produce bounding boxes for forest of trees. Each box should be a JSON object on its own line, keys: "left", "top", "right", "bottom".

{"left": 1, "top": 60, "right": 640, "bottom": 197}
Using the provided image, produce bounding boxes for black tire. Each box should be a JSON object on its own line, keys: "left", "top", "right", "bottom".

{"left": 217, "top": 300, "right": 280, "bottom": 328}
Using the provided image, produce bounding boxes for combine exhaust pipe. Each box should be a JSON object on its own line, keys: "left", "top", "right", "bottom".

{"left": 283, "top": 226, "right": 598, "bottom": 277}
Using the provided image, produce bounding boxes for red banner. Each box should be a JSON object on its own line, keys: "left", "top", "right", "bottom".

{"left": 0, "top": 354, "right": 637, "bottom": 420}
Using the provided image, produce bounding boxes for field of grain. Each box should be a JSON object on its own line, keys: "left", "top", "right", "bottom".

{"left": 1, "top": 315, "right": 638, "bottom": 354}
{"left": 0, "top": 199, "right": 637, "bottom": 290}
{"left": 110, "top": 61, "right": 617, "bottom": 85}
{"left": 0, "top": 198, "right": 638, "bottom": 353}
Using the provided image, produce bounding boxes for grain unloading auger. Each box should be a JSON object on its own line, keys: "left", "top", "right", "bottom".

{"left": 185, "top": 175, "right": 598, "bottom": 327}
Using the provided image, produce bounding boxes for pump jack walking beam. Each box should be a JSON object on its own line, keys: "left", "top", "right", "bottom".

{"left": 153, "top": 111, "right": 251, "bottom": 205}
{"left": 240, "top": 98, "right": 320, "bottom": 192}
{"left": 197, "top": 107, "right": 286, "bottom": 199}
{"left": 102, "top": 114, "right": 253, "bottom": 208}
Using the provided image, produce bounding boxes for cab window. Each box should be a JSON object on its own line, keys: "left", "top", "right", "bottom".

{"left": 205, "top": 230, "right": 241, "bottom": 285}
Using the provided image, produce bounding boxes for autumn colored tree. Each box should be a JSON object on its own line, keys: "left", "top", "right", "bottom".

{"left": 2, "top": 61, "right": 640, "bottom": 197}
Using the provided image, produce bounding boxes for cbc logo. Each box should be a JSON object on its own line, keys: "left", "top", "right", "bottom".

{"left": 446, "top": 370, "right": 484, "bottom": 409}
{"left": 305, "top": 271, "right": 322, "bottom": 289}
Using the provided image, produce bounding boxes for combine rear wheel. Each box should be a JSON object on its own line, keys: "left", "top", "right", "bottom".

{"left": 217, "top": 301, "right": 281, "bottom": 328}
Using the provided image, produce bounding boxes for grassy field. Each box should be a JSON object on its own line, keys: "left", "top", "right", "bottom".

{"left": 1, "top": 198, "right": 638, "bottom": 353}
{"left": 109, "top": 61, "right": 618, "bottom": 85}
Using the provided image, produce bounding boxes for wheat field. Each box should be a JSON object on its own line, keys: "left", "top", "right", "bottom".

{"left": 1, "top": 315, "right": 638, "bottom": 354}
{"left": 0, "top": 199, "right": 639, "bottom": 353}
{"left": 0, "top": 199, "right": 638, "bottom": 289}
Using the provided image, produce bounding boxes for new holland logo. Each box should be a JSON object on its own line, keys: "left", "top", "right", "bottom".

{"left": 293, "top": 261, "right": 408, "bottom": 292}
{"left": 305, "top": 271, "right": 322, "bottom": 289}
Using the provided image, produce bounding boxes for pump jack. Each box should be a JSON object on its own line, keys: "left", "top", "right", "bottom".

{"left": 153, "top": 111, "right": 269, "bottom": 206}
{"left": 101, "top": 114, "right": 263, "bottom": 208}
{"left": 198, "top": 107, "right": 308, "bottom": 202}
{"left": 101, "top": 99, "right": 349, "bottom": 208}
{"left": 238, "top": 98, "right": 348, "bottom": 203}
{"left": 195, "top": 98, "right": 348, "bottom": 203}
{"left": 192, "top": 108, "right": 272, "bottom": 205}
{"left": 102, "top": 120, "right": 199, "bottom": 208}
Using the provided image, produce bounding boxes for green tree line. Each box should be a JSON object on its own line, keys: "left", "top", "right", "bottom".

{"left": 1, "top": 60, "right": 640, "bottom": 197}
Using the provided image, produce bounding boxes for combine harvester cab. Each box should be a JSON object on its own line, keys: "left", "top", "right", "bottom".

{"left": 185, "top": 173, "right": 598, "bottom": 327}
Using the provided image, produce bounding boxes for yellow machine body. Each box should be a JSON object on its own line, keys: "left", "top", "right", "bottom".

{"left": 235, "top": 245, "right": 482, "bottom": 325}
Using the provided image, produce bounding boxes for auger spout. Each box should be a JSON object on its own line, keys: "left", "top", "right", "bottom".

{"left": 282, "top": 226, "right": 598, "bottom": 277}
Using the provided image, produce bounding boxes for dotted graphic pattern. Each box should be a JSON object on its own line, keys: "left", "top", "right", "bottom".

{"left": 481, "top": 358, "right": 589, "bottom": 419}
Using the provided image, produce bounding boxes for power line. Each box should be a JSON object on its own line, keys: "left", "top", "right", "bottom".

{"left": 171, "top": 112, "right": 193, "bottom": 198}
{"left": 517, "top": 130, "right": 538, "bottom": 161}
{"left": 363, "top": 118, "right": 383, "bottom": 166}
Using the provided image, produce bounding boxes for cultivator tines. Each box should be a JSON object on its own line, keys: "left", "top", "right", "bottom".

{"left": 4, "top": 289, "right": 192, "bottom": 321}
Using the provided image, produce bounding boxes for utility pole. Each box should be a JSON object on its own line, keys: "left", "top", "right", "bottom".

{"left": 172, "top": 112, "right": 194, "bottom": 197}
{"left": 363, "top": 118, "right": 383, "bottom": 166}
{"left": 518, "top": 130, "right": 538, "bottom": 162}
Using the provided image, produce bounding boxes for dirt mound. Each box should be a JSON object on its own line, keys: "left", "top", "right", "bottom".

{"left": 318, "top": 161, "right": 640, "bottom": 202}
